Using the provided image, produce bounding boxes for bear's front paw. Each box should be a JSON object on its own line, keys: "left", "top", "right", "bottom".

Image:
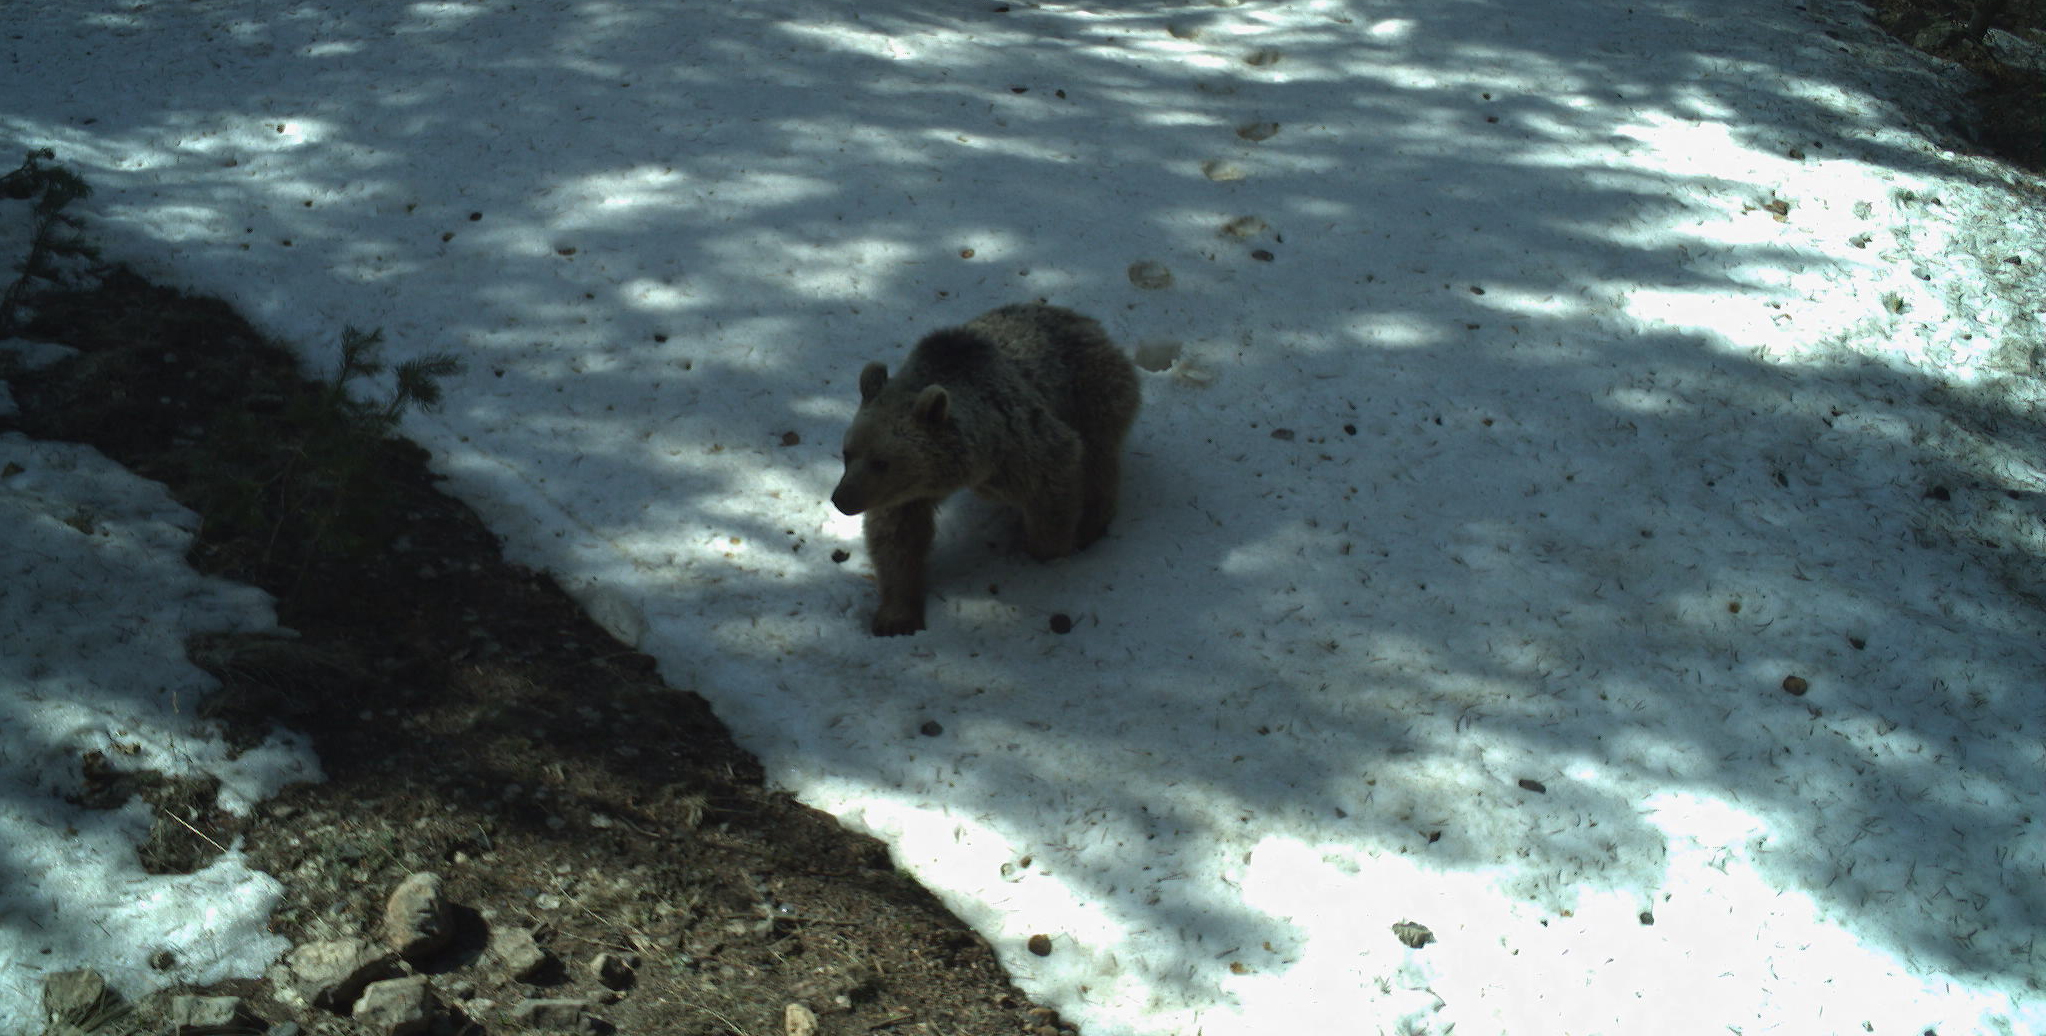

{"left": 871, "top": 604, "right": 926, "bottom": 637}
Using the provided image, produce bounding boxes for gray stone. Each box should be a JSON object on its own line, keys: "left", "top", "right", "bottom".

{"left": 504, "top": 997, "right": 604, "bottom": 1033}
{"left": 784, "top": 1002, "right": 820, "bottom": 1036}
{"left": 353, "top": 976, "right": 439, "bottom": 1036}
{"left": 381, "top": 871, "right": 455, "bottom": 960}
{"left": 167, "top": 995, "right": 255, "bottom": 1036}
{"left": 489, "top": 924, "right": 555, "bottom": 983}
{"left": 284, "top": 937, "right": 402, "bottom": 1011}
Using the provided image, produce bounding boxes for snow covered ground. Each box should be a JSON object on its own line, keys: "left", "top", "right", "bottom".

{"left": 5, "top": 0, "right": 2046, "bottom": 1033}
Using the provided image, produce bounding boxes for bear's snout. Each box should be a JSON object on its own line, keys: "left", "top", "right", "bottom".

{"left": 831, "top": 484, "right": 866, "bottom": 516}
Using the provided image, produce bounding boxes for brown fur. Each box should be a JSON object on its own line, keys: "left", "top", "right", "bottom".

{"left": 831, "top": 304, "right": 1141, "bottom": 636}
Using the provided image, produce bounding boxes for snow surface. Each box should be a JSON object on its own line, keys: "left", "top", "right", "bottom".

{"left": 5, "top": 0, "right": 2046, "bottom": 1033}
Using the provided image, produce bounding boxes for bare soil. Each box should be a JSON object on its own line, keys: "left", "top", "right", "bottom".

{"left": 1869, "top": 0, "right": 2046, "bottom": 171}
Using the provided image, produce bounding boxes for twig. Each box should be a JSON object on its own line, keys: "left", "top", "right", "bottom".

{"left": 159, "top": 808, "right": 229, "bottom": 856}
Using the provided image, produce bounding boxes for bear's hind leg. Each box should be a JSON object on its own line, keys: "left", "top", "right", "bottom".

{"left": 1076, "top": 447, "right": 1121, "bottom": 549}
{"left": 865, "top": 500, "right": 936, "bottom": 636}
{"left": 1020, "top": 490, "right": 1082, "bottom": 561}
{"left": 1013, "top": 444, "right": 1084, "bottom": 561}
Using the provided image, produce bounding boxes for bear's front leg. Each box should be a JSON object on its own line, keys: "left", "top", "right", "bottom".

{"left": 864, "top": 500, "right": 936, "bottom": 636}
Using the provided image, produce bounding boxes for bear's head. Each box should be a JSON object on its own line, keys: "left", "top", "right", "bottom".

{"left": 832, "top": 362, "right": 974, "bottom": 516}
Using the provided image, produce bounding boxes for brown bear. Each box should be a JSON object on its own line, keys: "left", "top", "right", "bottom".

{"left": 831, "top": 303, "right": 1141, "bottom": 636}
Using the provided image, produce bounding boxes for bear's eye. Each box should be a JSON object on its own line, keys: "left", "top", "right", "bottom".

{"left": 869, "top": 459, "right": 891, "bottom": 474}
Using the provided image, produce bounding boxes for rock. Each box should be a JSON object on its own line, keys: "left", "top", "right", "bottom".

{"left": 283, "top": 938, "right": 402, "bottom": 1011}
{"left": 353, "top": 976, "right": 439, "bottom": 1036}
{"left": 382, "top": 871, "right": 455, "bottom": 960}
{"left": 1987, "top": 27, "right": 2046, "bottom": 74}
{"left": 1392, "top": 919, "right": 1436, "bottom": 948}
{"left": 489, "top": 924, "right": 555, "bottom": 983}
{"left": 504, "top": 997, "right": 605, "bottom": 1034}
{"left": 41, "top": 969, "right": 121, "bottom": 1027}
{"left": 784, "top": 1002, "right": 820, "bottom": 1036}
{"left": 590, "top": 952, "right": 636, "bottom": 990}
{"left": 167, "top": 995, "right": 256, "bottom": 1036}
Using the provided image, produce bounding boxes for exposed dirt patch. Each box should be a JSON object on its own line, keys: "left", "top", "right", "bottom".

{"left": 7, "top": 269, "right": 1072, "bottom": 1036}
{"left": 1870, "top": 0, "right": 2046, "bottom": 171}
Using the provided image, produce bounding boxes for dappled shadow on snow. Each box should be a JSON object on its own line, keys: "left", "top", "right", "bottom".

{"left": 7, "top": 0, "right": 2045, "bottom": 1028}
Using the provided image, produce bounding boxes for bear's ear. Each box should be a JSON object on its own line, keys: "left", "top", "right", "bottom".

{"left": 912, "top": 384, "right": 950, "bottom": 425}
{"left": 858, "top": 362, "right": 889, "bottom": 402}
